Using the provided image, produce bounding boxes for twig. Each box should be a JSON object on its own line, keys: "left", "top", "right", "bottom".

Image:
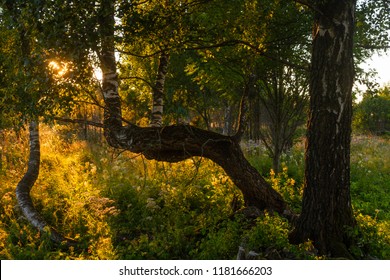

{"left": 54, "top": 117, "right": 105, "bottom": 128}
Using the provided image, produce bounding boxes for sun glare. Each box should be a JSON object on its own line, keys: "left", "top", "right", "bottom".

{"left": 48, "top": 60, "right": 68, "bottom": 77}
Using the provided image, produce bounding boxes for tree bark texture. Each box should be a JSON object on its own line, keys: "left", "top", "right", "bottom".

{"left": 98, "top": 0, "right": 122, "bottom": 135}
{"left": 98, "top": 0, "right": 288, "bottom": 216}
{"left": 16, "top": 121, "right": 73, "bottom": 244}
{"left": 150, "top": 52, "right": 170, "bottom": 127}
{"left": 289, "top": 0, "right": 356, "bottom": 257}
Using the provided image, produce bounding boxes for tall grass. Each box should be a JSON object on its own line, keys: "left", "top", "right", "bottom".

{"left": 0, "top": 126, "right": 389, "bottom": 259}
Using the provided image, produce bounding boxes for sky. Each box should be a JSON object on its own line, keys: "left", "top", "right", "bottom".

{"left": 361, "top": 52, "right": 390, "bottom": 87}
{"left": 354, "top": 52, "right": 390, "bottom": 101}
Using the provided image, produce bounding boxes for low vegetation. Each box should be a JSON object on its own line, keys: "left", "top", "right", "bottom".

{"left": 0, "top": 125, "right": 389, "bottom": 259}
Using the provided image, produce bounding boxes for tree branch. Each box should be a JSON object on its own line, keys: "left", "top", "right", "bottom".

{"left": 357, "top": 44, "right": 390, "bottom": 50}
{"left": 117, "top": 39, "right": 310, "bottom": 71}
{"left": 54, "top": 117, "right": 105, "bottom": 128}
{"left": 119, "top": 76, "right": 155, "bottom": 89}
{"left": 293, "top": 0, "right": 325, "bottom": 16}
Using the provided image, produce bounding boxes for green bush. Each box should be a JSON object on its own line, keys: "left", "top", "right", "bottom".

{"left": 353, "top": 89, "right": 390, "bottom": 135}
{"left": 347, "top": 211, "right": 390, "bottom": 259}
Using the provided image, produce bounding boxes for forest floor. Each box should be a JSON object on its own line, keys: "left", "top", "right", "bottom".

{"left": 0, "top": 125, "right": 389, "bottom": 259}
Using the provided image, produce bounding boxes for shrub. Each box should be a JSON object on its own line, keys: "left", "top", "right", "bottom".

{"left": 347, "top": 211, "right": 390, "bottom": 259}
{"left": 353, "top": 91, "right": 390, "bottom": 135}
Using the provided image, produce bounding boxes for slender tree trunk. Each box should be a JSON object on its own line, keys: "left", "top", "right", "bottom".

{"left": 98, "top": 0, "right": 289, "bottom": 216}
{"left": 98, "top": 0, "right": 122, "bottom": 148}
{"left": 234, "top": 74, "right": 254, "bottom": 141}
{"left": 289, "top": 0, "right": 356, "bottom": 257}
{"left": 150, "top": 51, "right": 170, "bottom": 127}
{"left": 16, "top": 122, "right": 42, "bottom": 230}
{"left": 223, "top": 104, "right": 232, "bottom": 136}
{"left": 272, "top": 148, "right": 281, "bottom": 174}
{"left": 16, "top": 121, "right": 74, "bottom": 244}
{"left": 251, "top": 95, "right": 261, "bottom": 141}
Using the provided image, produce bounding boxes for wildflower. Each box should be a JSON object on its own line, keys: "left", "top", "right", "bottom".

{"left": 146, "top": 198, "right": 160, "bottom": 211}
{"left": 220, "top": 175, "right": 229, "bottom": 184}
{"left": 90, "top": 164, "right": 97, "bottom": 175}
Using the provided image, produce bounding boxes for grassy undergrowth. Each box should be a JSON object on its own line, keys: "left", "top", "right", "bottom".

{"left": 0, "top": 125, "right": 389, "bottom": 259}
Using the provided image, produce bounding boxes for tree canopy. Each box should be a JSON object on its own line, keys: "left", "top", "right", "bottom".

{"left": 1, "top": 0, "right": 388, "bottom": 127}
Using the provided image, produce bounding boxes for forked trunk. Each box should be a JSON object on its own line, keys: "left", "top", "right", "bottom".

{"left": 98, "top": 0, "right": 289, "bottom": 216}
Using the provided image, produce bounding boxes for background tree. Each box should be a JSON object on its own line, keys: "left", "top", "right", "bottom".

{"left": 0, "top": 0, "right": 101, "bottom": 243}
{"left": 354, "top": 0, "right": 390, "bottom": 90}
{"left": 255, "top": 64, "right": 308, "bottom": 173}
{"left": 353, "top": 85, "right": 390, "bottom": 135}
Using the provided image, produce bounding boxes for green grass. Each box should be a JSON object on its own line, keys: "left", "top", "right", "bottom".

{"left": 350, "top": 135, "right": 390, "bottom": 220}
{"left": 0, "top": 126, "right": 389, "bottom": 259}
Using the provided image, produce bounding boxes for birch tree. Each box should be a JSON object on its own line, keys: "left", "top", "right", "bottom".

{"left": 289, "top": 0, "right": 357, "bottom": 257}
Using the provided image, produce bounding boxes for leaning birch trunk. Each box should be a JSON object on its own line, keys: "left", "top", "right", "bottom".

{"left": 16, "top": 121, "right": 74, "bottom": 245}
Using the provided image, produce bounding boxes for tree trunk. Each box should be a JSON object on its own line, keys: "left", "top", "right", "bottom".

{"left": 98, "top": 0, "right": 289, "bottom": 216}
{"left": 16, "top": 121, "right": 74, "bottom": 245}
{"left": 150, "top": 51, "right": 170, "bottom": 127}
{"left": 223, "top": 104, "right": 232, "bottom": 136}
{"left": 0, "top": 134, "right": 3, "bottom": 171}
{"left": 289, "top": 0, "right": 356, "bottom": 257}
{"left": 113, "top": 124, "right": 288, "bottom": 213}
{"left": 272, "top": 148, "right": 281, "bottom": 174}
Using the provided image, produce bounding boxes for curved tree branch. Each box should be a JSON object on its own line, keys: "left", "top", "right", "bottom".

{"left": 108, "top": 123, "right": 289, "bottom": 214}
